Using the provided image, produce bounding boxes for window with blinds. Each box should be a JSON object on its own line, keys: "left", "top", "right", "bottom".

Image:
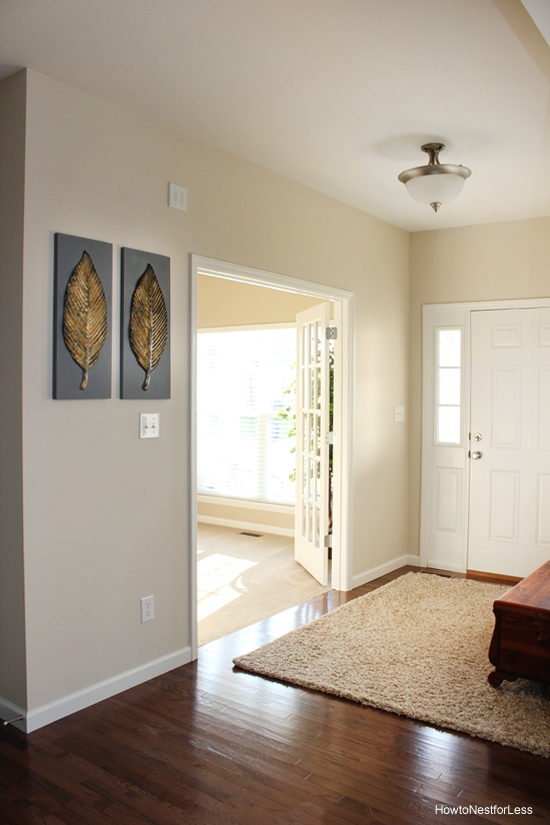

{"left": 197, "top": 326, "right": 296, "bottom": 505}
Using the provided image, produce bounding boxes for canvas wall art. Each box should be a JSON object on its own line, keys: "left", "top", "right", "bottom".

{"left": 53, "top": 233, "right": 113, "bottom": 399}
{"left": 121, "top": 247, "right": 171, "bottom": 399}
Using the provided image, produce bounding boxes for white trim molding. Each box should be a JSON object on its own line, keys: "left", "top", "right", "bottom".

{"left": 192, "top": 257, "right": 355, "bottom": 302}
{"left": 3, "top": 647, "right": 192, "bottom": 733}
{"left": 351, "top": 554, "right": 421, "bottom": 590}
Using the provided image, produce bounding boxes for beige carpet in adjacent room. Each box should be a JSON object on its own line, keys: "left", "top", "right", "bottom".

{"left": 234, "top": 572, "right": 550, "bottom": 758}
{"left": 198, "top": 524, "right": 329, "bottom": 646}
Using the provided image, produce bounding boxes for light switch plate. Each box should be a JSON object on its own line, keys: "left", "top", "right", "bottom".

{"left": 394, "top": 406, "right": 405, "bottom": 423}
{"left": 168, "top": 182, "right": 187, "bottom": 211}
{"left": 140, "top": 413, "right": 160, "bottom": 438}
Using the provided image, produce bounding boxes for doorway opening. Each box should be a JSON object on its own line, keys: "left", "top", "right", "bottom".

{"left": 196, "top": 320, "right": 325, "bottom": 645}
{"left": 190, "top": 256, "right": 354, "bottom": 657}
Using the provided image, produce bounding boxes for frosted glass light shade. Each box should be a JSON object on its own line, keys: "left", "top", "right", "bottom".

{"left": 398, "top": 143, "right": 471, "bottom": 211}
{"left": 404, "top": 167, "right": 467, "bottom": 206}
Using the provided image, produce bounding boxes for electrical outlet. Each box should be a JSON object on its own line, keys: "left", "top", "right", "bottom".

{"left": 141, "top": 595, "right": 154, "bottom": 623}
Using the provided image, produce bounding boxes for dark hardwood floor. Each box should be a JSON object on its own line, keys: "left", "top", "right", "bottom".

{"left": 1, "top": 566, "right": 549, "bottom": 824}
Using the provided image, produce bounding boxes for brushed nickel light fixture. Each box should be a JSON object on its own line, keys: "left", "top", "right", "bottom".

{"left": 398, "top": 143, "right": 471, "bottom": 212}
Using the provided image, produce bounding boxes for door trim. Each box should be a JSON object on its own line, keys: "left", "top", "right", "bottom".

{"left": 189, "top": 255, "right": 355, "bottom": 658}
{"left": 420, "top": 297, "right": 550, "bottom": 572}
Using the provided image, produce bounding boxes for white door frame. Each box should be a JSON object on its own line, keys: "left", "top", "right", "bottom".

{"left": 420, "top": 296, "right": 550, "bottom": 572}
{"left": 189, "top": 255, "right": 355, "bottom": 658}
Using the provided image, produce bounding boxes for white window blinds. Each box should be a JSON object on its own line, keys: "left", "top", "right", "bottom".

{"left": 197, "top": 326, "right": 296, "bottom": 505}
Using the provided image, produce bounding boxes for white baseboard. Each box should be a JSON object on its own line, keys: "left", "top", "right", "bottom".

{"left": 198, "top": 515, "right": 294, "bottom": 538}
{"left": 351, "top": 554, "right": 421, "bottom": 589}
{"left": 1, "top": 646, "right": 192, "bottom": 734}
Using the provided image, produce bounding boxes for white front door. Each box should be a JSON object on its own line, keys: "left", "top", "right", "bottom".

{"left": 467, "top": 308, "right": 550, "bottom": 577}
{"left": 294, "top": 303, "right": 331, "bottom": 585}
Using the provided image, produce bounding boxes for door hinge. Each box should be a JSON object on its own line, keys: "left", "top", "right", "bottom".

{"left": 324, "top": 533, "right": 333, "bottom": 548}
{"left": 326, "top": 431, "right": 335, "bottom": 445}
{"left": 326, "top": 326, "right": 337, "bottom": 340}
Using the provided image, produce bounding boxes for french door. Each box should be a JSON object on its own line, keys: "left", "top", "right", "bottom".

{"left": 294, "top": 303, "right": 331, "bottom": 585}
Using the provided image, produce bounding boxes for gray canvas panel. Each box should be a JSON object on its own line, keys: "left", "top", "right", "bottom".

{"left": 53, "top": 233, "right": 113, "bottom": 399}
{"left": 120, "top": 247, "right": 171, "bottom": 399}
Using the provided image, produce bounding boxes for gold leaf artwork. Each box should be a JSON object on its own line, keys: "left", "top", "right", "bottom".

{"left": 63, "top": 251, "right": 108, "bottom": 390}
{"left": 129, "top": 264, "right": 168, "bottom": 391}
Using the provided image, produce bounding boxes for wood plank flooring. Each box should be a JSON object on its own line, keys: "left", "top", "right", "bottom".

{"left": 1, "top": 566, "right": 549, "bottom": 824}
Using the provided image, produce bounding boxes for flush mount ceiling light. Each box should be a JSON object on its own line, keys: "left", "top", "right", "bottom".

{"left": 398, "top": 143, "right": 471, "bottom": 212}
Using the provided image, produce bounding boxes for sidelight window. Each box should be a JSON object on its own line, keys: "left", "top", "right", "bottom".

{"left": 436, "top": 328, "right": 462, "bottom": 445}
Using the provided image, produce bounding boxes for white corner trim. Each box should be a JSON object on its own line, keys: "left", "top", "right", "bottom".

{"left": 198, "top": 514, "right": 294, "bottom": 537}
{"left": 17, "top": 647, "right": 192, "bottom": 733}
{"left": 351, "top": 554, "right": 421, "bottom": 590}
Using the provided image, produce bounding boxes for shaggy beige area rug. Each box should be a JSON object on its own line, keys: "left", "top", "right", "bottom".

{"left": 233, "top": 572, "right": 550, "bottom": 758}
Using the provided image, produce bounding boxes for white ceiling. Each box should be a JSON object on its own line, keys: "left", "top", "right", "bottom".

{"left": 1, "top": 0, "right": 550, "bottom": 232}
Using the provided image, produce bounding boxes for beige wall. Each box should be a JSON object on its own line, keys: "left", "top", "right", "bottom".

{"left": 198, "top": 274, "right": 321, "bottom": 328}
{"left": 0, "top": 71, "right": 27, "bottom": 708}
{"left": 408, "top": 217, "right": 550, "bottom": 557}
{"left": 1, "top": 68, "right": 409, "bottom": 718}
{"left": 198, "top": 499, "right": 294, "bottom": 534}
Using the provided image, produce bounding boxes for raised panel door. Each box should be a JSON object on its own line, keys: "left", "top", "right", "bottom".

{"left": 468, "top": 308, "right": 550, "bottom": 577}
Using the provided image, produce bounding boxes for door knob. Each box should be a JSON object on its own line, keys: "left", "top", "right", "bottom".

{"left": 470, "top": 451, "right": 483, "bottom": 460}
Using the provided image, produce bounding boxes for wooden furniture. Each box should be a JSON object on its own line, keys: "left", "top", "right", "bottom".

{"left": 488, "top": 560, "right": 550, "bottom": 687}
